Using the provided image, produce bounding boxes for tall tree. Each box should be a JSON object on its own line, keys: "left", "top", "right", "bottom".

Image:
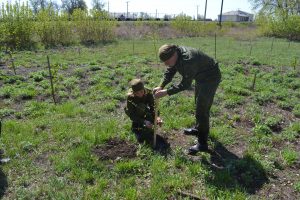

{"left": 61, "top": 0, "right": 87, "bottom": 14}
{"left": 92, "top": 0, "right": 104, "bottom": 11}
{"left": 30, "top": 0, "right": 60, "bottom": 14}
{"left": 30, "top": 0, "right": 48, "bottom": 14}
{"left": 250, "top": 0, "right": 300, "bottom": 16}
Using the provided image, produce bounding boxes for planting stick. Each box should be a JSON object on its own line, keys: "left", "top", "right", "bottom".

{"left": 47, "top": 55, "right": 57, "bottom": 105}
{"left": 176, "top": 190, "right": 201, "bottom": 200}
{"left": 153, "top": 98, "right": 159, "bottom": 148}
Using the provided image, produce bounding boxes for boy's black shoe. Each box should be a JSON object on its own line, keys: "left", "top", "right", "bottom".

{"left": 188, "top": 143, "right": 208, "bottom": 155}
{"left": 183, "top": 128, "right": 198, "bottom": 136}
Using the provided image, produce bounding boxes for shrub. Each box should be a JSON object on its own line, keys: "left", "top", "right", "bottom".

{"left": 293, "top": 104, "right": 300, "bottom": 118}
{"left": 281, "top": 148, "right": 299, "bottom": 166}
{"left": 0, "top": 86, "right": 14, "bottom": 98}
{"left": 0, "top": 108, "right": 15, "bottom": 118}
{"left": 14, "top": 87, "right": 36, "bottom": 100}
{"left": 29, "top": 70, "right": 48, "bottom": 82}
{"left": 253, "top": 124, "right": 272, "bottom": 135}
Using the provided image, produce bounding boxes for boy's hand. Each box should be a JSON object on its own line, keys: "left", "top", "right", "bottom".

{"left": 144, "top": 120, "right": 153, "bottom": 129}
{"left": 157, "top": 117, "right": 163, "bottom": 127}
{"left": 153, "top": 86, "right": 163, "bottom": 93}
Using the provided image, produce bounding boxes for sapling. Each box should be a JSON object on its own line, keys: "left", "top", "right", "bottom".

{"left": 251, "top": 72, "right": 257, "bottom": 91}
{"left": 47, "top": 55, "right": 57, "bottom": 104}
{"left": 8, "top": 51, "right": 16, "bottom": 75}
{"left": 291, "top": 57, "right": 297, "bottom": 71}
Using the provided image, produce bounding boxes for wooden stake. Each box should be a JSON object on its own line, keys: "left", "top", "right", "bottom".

{"left": 153, "top": 98, "right": 159, "bottom": 148}
{"left": 47, "top": 55, "right": 57, "bottom": 105}
{"left": 176, "top": 190, "right": 202, "bottom": 200}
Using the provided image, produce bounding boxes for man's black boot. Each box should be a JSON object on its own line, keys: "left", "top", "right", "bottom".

{"left": 188, "top": 143, "right": 208, "bottom": 155}
{"left": 183, "top": 128, "right": 198, "bottom": 136}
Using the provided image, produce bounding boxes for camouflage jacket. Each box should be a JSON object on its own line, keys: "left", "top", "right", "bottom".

{"left": 160, "top": 46, "right": 221, "bottom": 95}
{"left": 124, "top": 88, "right": 155, "bottom": 126}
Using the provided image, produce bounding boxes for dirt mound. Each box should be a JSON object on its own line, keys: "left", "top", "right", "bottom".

{"left": 92, "top": 138, "right": 137, "bottom": 160}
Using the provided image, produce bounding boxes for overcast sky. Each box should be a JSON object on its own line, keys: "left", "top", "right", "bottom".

{"left": 0, "top": 0, "right": 255, "bottom": 20}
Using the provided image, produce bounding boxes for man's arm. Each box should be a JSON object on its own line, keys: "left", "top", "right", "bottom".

{"left": 166, "top": 76, "right": 193, "bottom": 95}
{"left": 160, "top": 66, "right": 177, "bottom": 88}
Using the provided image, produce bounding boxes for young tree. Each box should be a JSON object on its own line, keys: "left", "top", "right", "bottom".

{"left": 61, "top": 0, "right": 87, "bottom": 14}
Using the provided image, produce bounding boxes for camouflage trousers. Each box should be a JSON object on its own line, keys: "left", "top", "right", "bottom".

{"left": 131, "top": 125, "right": 168, "bottom": 149}
{"left": 195, "top": 73, "right": 221, "bottom": 145}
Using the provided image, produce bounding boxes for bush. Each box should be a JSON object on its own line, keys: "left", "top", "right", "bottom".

{"left": 0, "top": 108, "right": 15, "bottom": 118}
{"left": 253, "top": 124, "right": 272, "bottom": 135}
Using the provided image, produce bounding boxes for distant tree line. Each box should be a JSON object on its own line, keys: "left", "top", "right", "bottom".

{"left": 28, "top": 0, "right": 105, "bottom": 14}
{"left": 0, "top": 1, "right": 115, "bottom": 50}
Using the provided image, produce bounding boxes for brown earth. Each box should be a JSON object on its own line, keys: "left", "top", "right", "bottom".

{"left": 92, "top": 138, "right": 137, "bottom": 160}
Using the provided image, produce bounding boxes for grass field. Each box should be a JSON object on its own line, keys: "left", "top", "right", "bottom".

{"left": 0, "top": 36, "right": 299, "bottom": 199}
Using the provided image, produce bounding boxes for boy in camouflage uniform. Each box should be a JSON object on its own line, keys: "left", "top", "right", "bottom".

{"left": 125, "top": 79, "right": 167, "bottom": 148}
{"left": 154, "top": 44, "right": 221, "bottom": 154}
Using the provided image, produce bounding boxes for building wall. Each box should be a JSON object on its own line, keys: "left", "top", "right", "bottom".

{"left": 218, "top": 14, "right": 253, "bottom": 22}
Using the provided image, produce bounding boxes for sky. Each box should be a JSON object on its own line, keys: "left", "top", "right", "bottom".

{"left": 0, "top": 0, "right": 255, "bottom": 20}
{"left": 95, "top": 0, "right": 255, "bottom": 20}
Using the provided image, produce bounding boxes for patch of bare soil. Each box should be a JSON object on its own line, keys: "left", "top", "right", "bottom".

{"left": 92, "top": 138, "right": 137, "bottom": 160}
{"left": 255, "top": 167, "right": 300, "bottom": 200}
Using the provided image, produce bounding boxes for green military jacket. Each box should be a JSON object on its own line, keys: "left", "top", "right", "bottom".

{"left": 160, "top": 46, "right": 221, "bottom": 95}
{"left": 124, "top": 88, "right": 155, "bottom": 125}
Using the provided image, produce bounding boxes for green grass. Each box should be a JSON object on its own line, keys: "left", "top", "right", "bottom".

{"left": 0, "top": 36, "right": 299, "bottom": 199}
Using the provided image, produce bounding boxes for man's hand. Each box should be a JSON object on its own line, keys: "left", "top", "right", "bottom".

{"left": 144, "top": 120, "right": 153, "bottom": 129}
{"left": 154, "top": 89, "right": 168, "bottom": 98}
{"left": 153, "top": 86, "right": 163, "bottom": 94}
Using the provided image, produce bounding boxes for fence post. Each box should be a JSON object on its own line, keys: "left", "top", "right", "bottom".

{"left": 214, "top": 32, "right": 217, "bottom": 60}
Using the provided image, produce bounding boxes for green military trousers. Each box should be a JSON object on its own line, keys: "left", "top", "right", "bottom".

{"left": 195, "top": 71, "right": 221, "bottom": 145}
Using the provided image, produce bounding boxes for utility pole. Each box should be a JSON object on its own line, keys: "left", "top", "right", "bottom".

{"left": 108, "top": 1, "right": 109, "bottom": 13}
{"left": 204, "top": 0, "right": 207, "bottom": 23}
{"left": 126, "top": 1, "right": 129, "bottom": 19}
{"left": 196, "top": 5, "right": 199, "bottom": 20}
{"left": 219, "top": 0, "right": 224, "bottom": 28}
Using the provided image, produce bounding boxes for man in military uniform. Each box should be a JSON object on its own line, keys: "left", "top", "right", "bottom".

{"left": 154, "top": 44, "right": 221, "bottom": 154}
{"left": 125, "top": 79, "right": 167, "bottom": 148}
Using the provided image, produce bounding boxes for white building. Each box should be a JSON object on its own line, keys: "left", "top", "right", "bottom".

{"left": 218, "top": 10, "right": 254, "bottom": 22}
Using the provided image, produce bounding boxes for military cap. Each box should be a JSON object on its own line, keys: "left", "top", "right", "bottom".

{"left": 158, "top": 44, "right": 177, "bottom": 62}
{"left": 130, "top": 79, "right": 144, "bottom": 92}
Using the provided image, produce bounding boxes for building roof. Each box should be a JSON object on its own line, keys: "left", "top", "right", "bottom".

{"left": 222, "top": 10, "right": 253, "bottom": 17}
